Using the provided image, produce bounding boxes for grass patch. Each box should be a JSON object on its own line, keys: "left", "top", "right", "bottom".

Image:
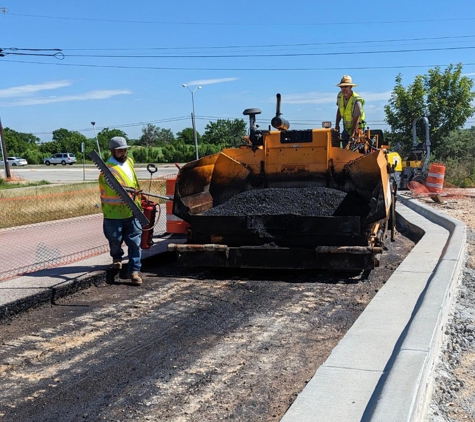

{"left": 0, "top": 178, "right": 50, "bottom": 190}
{"left": 0, "top": 179, "right": 168, "bottom": 229}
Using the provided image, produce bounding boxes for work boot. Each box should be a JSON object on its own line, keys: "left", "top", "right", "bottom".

{"left": 112, "top": 259, "right": 122, "bottom": 270}
{"left": 129, "top": 272, "right": 143, "bottom": 286}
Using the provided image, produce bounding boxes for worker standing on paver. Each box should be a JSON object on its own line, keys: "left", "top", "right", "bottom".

{"left": 98, "top": 136, "right": 143, "bottom": 286}
{"left": 334, "top": 75, "right": 366, "bottom": 149}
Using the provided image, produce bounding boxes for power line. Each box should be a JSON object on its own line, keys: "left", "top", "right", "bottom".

{"left": 27, "top": 115, "right": 475, "bottom": 138}
{"left": 0, "top": 47, "right": 64, "bottom": 59}
{"left": 63, "top": 35, "right": 475, "bottom": 51}
{"left": 2, "top": 58, "right": 474, "bottom": 72}
{"left": 7, "top": 12, "right": 475, "bottom": 27}
{"left": 29, "top": 116, "right": 192, "bottom": 136}
{"left": 61, "top": 45, "right": 474, "bottom": 59}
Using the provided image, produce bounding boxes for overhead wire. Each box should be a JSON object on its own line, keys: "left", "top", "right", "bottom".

{"left": 2, "top": 58, "right": 474, "bottom": 72}
{"left": 0, "top": 47, "right": 64, "bottom": 59}
{"left": 28, "top": 115, "right": 475, "bottom": 138}
{"left": 6, "top": 12, "right": 475, "bottom": 27}
{"left": 2, "top": 14, "right": 473, "bottom": 137}
{"left": 58, "top": 45, "right": 475, "bottom": 59}
{"left": 62, "top": 35, "right": 475, "bottom": 51}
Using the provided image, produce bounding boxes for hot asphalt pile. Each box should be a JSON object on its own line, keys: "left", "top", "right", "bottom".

{"left": 203, "top": 187, "right": 369, "bottom": 217}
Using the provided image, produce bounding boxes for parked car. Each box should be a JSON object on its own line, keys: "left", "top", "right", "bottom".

{"left": 44, "top": 153, "right": 77, "bottom": 166}
{"left": 0, "top": 156, "right": 28, "bottom": 166}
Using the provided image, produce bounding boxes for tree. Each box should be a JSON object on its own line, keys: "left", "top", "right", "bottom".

{"left": 156, "top": 127, "right": 175, "bottom": 145}
{"left": 435, "top": 127, "right": 475, "bottom": 162}
{"left": 384, "top": 64, "right": 475, "bottom": 156}
{"left": 138, "top": 124, "right": 175, "bottom": 147}
{"left": 2, "top": 128, "right": 40, "bottom": 156}
{"left": 176, "top": 127, "right": 200, "bottom": 145}
{"left": 95, "top": 128, "right": 129, "bottom": 154}
{"left": 440, "top": 127, "right": 475, "bottom": 187}
{"left": 201, "top": 119, "right": 247, "bottom": 146}
{"left": 41, "top": 128, "right": 88, "bottom": 158}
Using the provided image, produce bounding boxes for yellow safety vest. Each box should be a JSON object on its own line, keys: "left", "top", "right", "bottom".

{"left": 337, "top": 91, "right": 366, "bottom": 134}
{"left": 98, "top": 157, "right": 142, "bottom": 219}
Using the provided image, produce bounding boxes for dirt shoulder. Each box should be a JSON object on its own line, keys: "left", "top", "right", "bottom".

{"left": 421, "top": 193, "right": 475, "bottom": 422}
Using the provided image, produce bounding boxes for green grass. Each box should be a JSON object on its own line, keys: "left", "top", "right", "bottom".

{"left": 0, "top": 179, "right": 50, "bottom": 190}
{"left": 0, "top": 179, "right": 168, "bottom": 229}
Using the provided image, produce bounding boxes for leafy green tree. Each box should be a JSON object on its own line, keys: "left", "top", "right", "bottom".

{"left": 138, "top": 124, "right": 175, "bottom": 147}
{"left": 436, "top": 127, "right": 475, "bottom": 162}
{"left": 96, "top": 128, "right": 129, "bottom": 153}
{"left": 384, "top": 64, "right": 475, "bottom": 156}
{"left": 201, "top": 119, "right": 247, "bottom": 146}
{"left": 157, "top": 128, "right": 175, "bottom": 145}
{"left": 2, "top": 128, "right": 40, "bottom": 158}
{"left": 39, "top": 140, "right": 61, "bottom": 156}
{"left": 176, "top": 127, "right": 200, "bottom": 145}
{"left": 48, "top": 128, "right": 88, "bottom": 158}
{"left": 139, "top": 124, "right": 159, "bottom": 147}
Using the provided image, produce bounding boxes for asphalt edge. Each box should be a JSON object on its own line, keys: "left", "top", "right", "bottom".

{"left": 0, "top": 271, "right": 108, "bottom": 321}
{"left": 0, "top": 235, "right": 184, "bottom": 322}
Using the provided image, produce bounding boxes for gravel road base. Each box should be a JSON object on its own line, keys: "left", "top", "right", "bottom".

{"left": 0, "top": 229, "right": 414, "bottom": 422}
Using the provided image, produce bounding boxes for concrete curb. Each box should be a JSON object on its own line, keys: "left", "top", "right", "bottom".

{"left": 280, "top": 195, "right": 466, "bottom": 422}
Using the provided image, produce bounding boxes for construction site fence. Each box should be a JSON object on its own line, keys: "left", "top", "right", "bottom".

{"left": 0, "top": 174, "right": 177, "bottom": 282}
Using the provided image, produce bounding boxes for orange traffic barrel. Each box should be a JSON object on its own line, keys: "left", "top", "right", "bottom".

{"left": 165, "top": 178, "right": 190, "bottom": 234}
{"left": 426, "top": 163, "right": 446, "bottom": 193}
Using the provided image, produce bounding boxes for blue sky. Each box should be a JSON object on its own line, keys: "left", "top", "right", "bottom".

{"left": 0, "top": 0, "right": 474, "bottom": 144}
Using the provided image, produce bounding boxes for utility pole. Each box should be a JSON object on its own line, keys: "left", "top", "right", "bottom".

{"left": 182, "top": 84, "right": 202, "bottom": 160}
{"left": 0, "top": 117, "right": 11, "bottom": 179}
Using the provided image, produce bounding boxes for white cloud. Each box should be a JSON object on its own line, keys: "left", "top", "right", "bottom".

{"left": 186, "top": 77, "right": 238, "bottom": 86}
{"left": 1, "top": 90, "right": 132, "bottom": 106}
{"left": 0, "top": 80, "right": 72, "bottom": 98}
{"left": 359, "top": 91, "right": 393, "bottom": 101}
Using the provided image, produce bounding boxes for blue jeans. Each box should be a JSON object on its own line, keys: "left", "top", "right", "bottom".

{"left": 103, "top": 217, "right": 142, "bottom": 274}
{"left": 340, "top": 130, "right": 350, "bottom": 149}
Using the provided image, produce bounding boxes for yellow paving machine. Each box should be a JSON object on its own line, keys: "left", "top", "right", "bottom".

{"left": 168, "top": 94, "right": 397, "bottom": 271}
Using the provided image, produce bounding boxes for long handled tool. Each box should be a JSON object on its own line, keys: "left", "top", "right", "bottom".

{"left": 89, "top": 150, "right": 150, "bottom": 227}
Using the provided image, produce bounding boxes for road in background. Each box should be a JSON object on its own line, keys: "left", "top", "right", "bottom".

{"left": 4, "top": 164, "right": 180, "bottom": 183}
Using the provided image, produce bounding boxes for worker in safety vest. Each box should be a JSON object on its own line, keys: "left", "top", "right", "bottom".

{"left": 98, "top": 136, "right": 143, "bottom": 286}
{"left": 334, "top": 75, "right": 366, "bottom": 149}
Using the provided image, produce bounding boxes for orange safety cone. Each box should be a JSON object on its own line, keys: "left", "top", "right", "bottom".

{"left": 165, "top": 178, "right": 190, "bottom": 234}
{"left": 426, "top": 163, "right": 446, "bottom": 194}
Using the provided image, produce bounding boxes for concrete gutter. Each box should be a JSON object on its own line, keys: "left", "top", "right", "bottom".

{"left": 280, "top": 194, "right": 466, "bottom": 422}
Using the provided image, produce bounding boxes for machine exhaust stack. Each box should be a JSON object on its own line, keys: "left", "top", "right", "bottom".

{"left": 271, "top": 93, "right": 290, "bottom": 131}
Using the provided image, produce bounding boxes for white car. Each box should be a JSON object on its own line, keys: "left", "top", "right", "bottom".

{"left": 0, "top": 156, "right": 28, "bottom": 166}
{"left": 44, "top": 153, "right": 77, "bottom": 166}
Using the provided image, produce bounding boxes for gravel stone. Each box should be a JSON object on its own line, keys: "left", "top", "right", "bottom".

{"left": 423, "top": 195, "right": 475, "bottom": 422}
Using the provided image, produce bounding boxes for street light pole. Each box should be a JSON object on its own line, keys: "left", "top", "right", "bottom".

{"left": 182, "top": 84, "right": 202, "bottom": 160}
{"left": 91, "top": 121, "right": 101, "bottom": 158}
